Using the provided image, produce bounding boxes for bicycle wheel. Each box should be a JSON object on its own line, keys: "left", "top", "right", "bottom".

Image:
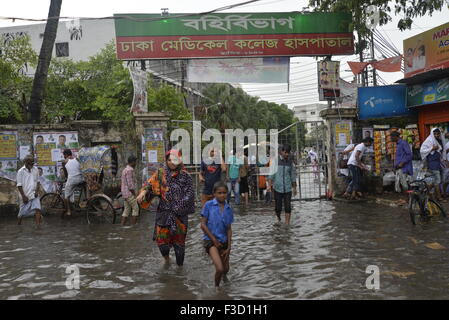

{"left": 86, "top": 195, "right": 116, "bottom": 224}
{"left": 409, "top": 195, "right": 425, "bottom": 225}
{"left": 40, "top": 193, "right": 66, "bottom": 217}
{"left": 426, "top": 199, "right": 447, "bottom": 219}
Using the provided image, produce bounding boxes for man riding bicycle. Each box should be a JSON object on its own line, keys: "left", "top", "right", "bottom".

{"left": 62, "top": 149, "right": 84, "bottom": 216}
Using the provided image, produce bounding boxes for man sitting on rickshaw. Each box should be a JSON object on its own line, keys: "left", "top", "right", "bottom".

{"left": 62, "top": 149, "right": 85, "bottom": 216}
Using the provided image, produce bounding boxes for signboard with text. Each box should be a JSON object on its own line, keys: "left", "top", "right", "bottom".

{"left": 358, "top": 85, "right": 410, "bottom": 120}
{"left": 404, "top": 21, "right": 449, "bottom": 78}
{"left": 407, "top": 77, "right": 449, "bottom": 107}
{"left": 114, "top": 12, "right": 354, "bottom": 59}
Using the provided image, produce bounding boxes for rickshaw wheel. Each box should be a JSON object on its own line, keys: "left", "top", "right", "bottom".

{"left": 86, "top": 195, "right": 116, "bottom": 224}
{"left": 40, "top": 193, "right": 66, "bottom": 217}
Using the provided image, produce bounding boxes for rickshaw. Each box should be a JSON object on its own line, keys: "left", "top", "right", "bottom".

{"left": 40, "top": 145, "right": 121, "bottom": 224}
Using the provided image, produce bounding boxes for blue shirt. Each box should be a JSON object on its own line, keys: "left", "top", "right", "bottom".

{"left": 394, "top": 139, "right": 413, "bottom": 176}
{"left": 201, "top": 198, "right": 234, "bottom": 243}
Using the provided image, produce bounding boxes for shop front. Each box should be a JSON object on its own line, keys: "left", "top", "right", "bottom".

{"left": 356, "top": 85, "right": 420, "bottom": 193}
{"left": 406, "top": 77, "right": 449, "bottom": 141}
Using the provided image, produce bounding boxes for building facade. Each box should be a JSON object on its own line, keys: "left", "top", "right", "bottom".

{"left": 293, "top": 103, "right": 328, "bottom": 135}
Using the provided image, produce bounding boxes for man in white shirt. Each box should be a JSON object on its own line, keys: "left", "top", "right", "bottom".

{"left": 62, "top": 149, "right": 84, "bottom": 217}
{"left": 340, "top": 143, "right": 355, "bottom": 198}
{"left": 17, "top": 155, "right": 42, "bottom": 225}
{"left": 346, "top": 137, "right": 373, "bottom": 200}
{"left": 308, "top": 148, "right": 319, "bottom": 180}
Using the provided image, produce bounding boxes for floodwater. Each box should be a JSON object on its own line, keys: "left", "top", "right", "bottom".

{"left": 1, "top": 199, "right": 449, "bottom": 300}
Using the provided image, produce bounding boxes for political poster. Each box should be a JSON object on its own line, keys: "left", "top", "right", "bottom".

{"left": 33, "top": 132, "right": 79, "bottom": 182}
{"left": 335, "top": 121, "right": 352, "bottom": 146}
{"left": 0, "top": 131, "right": 18, "bottom": 181}
{"left": 318, "top": 60, "right": 340, "bottom": 100}
{"left": 0, "top": 131, "right": 18, "bottom": 159}
{"left": 142, "top": 128, "right": 165, "bottom": 180}
{"left": 0, "top": 160, "right": 18, "bottom": 181}
{"left": 36, "top": 166, "right": 57, "bottom": 193}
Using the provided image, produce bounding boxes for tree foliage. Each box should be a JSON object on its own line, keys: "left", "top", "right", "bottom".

{"left": 309, "top": 0, "right": 449, "bottom": 53}
{"left": 200, "top": 83, "right": 306, "bottom": 151}
{"left": 309, "top": 0, "right": 448, "bottom": 31}
{"left": 44, "top": 43, "right": 135, "bottom": 122}
{"left": 1, "top": 37, "right": 187, "bottom": 124}
{"left": 0, "top": 35, "right": 37, "bottom": 123}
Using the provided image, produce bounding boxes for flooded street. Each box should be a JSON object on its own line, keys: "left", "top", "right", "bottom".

{"left": 1, "top": 200, "right": 449, "bottom": 300}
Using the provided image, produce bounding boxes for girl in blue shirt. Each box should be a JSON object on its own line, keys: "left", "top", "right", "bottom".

{"left": 200, "top": 181, "right": 234, "bottom": 287}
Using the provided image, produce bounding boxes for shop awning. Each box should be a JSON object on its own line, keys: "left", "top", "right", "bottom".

{"left": 396, "top": 68, "right": 449, "bottom": 85}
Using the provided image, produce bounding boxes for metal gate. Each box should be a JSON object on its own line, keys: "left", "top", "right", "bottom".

{"left": 292, "top": 121, "right": 328, "bottom": 201}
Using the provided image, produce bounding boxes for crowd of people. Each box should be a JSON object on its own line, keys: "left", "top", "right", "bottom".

{"left": 339, "top": 128, "right": 449, "bottom": 202}
{"left": 15, "top": 145, "right": 299, "bottom": 287}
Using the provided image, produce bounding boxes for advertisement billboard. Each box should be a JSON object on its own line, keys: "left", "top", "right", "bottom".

{"left": 358, "top": 85, "right": 410, "bottom": 119}
{"left": 114, "top": 12, "right": 354, "bottom": 59}
{"left": 403, "top": 21, "right": 449, "bottom": 78}
{"left": 407, "top": 77, "right": 449, "bottom": 107}
{"left": 187, "top": 57, "right": 289, "bottom": 83}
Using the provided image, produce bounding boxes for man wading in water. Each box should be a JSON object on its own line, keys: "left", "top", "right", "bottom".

{"left": 268, "top": 145, "right": 297, "bottom": 225}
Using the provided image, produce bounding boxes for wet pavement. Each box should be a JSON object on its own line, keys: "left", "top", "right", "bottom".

{"left": 1, "top": 200, "right": 449, "bottom": 300}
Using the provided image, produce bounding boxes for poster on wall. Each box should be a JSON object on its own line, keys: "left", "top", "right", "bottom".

{"left": 33, "top": 132, "right": 79, "bottom": 186}
{"left": 0, "top": 131, "right": 18, "bottom": 181}
{"left": 335, "top": 121, "right": 352, "bottom": 147}
{"left": 35, "top": 166, "right": 57, "bottom": 193}
{"left": 0, "top": 160, "right": 18, "bottom": 181}
{"left": 0, "top": 131, "right": 18, "bottom": 159}
{"left": 318, "top": 60, "right": 340, "bottom": 101}
{"left": 362, "top": 127, "right": 374, "bottom": 152}
{"left": 33, "top": 132, "right": 79, "bottom": 166}
{"left": 142, "top": 128, "right": 165, "bottom": 181}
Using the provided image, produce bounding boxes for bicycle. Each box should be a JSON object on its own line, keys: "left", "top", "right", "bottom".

{"left": 40, "top": 179, "right": 88, "bottom": 217}
{"left": 407, "top": 174, "right": 447, "bottom": 225}
{"left": 40, "top": 179, "right": 118, "bottom": 224}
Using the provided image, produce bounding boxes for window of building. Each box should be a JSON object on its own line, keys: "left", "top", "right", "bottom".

{"left": 55, "top": 42, "right": 69, "bottom": 57}
{"left": 310, "top": 111, "right": 316, "bottom": 115}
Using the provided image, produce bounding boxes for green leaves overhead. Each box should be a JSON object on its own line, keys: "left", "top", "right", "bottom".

{"left": 309, "top": 0, "right": 448, "bottom": 34}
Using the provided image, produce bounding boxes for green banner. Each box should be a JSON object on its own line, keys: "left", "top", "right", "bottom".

{"left": 407, "top": 77, "right": 449, "bottom": 107}
{"left": 114, "top": 12, "right": 352, "bottom": 37}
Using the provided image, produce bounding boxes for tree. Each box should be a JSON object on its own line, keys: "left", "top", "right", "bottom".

{"left": 308, "top": 0, "right": 448, "bottom": 62}
{"left": 309, "top": 0, "right": 448, "bottom": 32}
{"left": 44, "top": 42, "right": 134, "bottom": 122}
{"left": 0, "top": 35, "right": 37, "bottom": 124}
{"left": 200, "top": 83, "right": 306, "bottom": 152}
{"left": 28, "top": 0, "right": 63, "bottom": 123}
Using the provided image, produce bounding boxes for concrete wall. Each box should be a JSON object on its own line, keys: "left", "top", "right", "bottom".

{"left": 0, "top": 113, "right": 169, "bottom": 212}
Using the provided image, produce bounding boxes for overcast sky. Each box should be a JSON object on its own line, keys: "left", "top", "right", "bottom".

{"left": 1, "top": 0, "right": 449, "bottom": 108}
